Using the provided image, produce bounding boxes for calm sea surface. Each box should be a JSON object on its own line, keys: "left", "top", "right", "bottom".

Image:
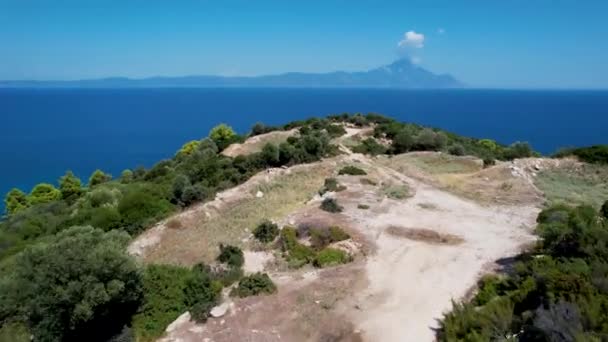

{"left": 1, "top": 88, "right": 607, "bottom": 211}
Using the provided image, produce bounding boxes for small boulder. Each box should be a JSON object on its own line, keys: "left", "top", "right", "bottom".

{"left": 256, "top": 191, "right": 264, "bottom": 198}
{"left": 210, "top": 302, "right": 231, "bottom": 318}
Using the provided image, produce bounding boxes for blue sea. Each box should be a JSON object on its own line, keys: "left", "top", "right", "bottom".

{"left": 1, "top": 88, "right": 607, "bottom": 212}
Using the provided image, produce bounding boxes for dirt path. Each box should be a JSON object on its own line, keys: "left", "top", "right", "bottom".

{"left": 334, "top": 153, "right": 540, "bottom": 341}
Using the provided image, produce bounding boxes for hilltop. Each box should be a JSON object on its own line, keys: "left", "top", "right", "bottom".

{"left": 0, "top": 58, "right": 463, "bottom": 89}
{"left": 1, "top": 114, "right": 607, "bottom": 342}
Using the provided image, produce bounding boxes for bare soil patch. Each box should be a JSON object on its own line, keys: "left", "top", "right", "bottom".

{"left": 385, "top": 226, "right": 464, "bottom": 245}
{"left": 222, "top": 129, "right": 297, "bottom": 157}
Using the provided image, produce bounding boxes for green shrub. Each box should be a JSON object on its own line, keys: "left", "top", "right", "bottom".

{"left": 483, "top": 158, "right": 496, "bottom": 168}
{"left": 326, "top": 124, "right": 347, "bottom": 138}
{"left": 253, "top": 220, "right": 279, "bottom": 243}
{"left": 1, "top": 226, "right": 143, "bottom": 342}
{"left": 448, "top": 144, "right": 466, "bottom": 156}
{"left": 360, "top": 178, "right": 378, "bottom": 186}
{"left": 602, "top": 200, "right": 608, "bottom": 220}
{"left": 353, "top": 138, "right": 387, "bottom": 155}
{"left": 320, "top": 198, "right": 343, "bottom": 213}
{"left": 309, "top": 226, "right": 350, "bottom": 249}
{"left": 338, "top": 165, "right": 367, "bottom": 176}
{"left": 280, "top": 227, "right": 316, "bottom": 268}
{"left": 314, "top": 248, "right": 351, "bottom": 267}
{"left": 381, "top": 184, "right": 410, "bottom": 200}
{"left": 132, "top": 264, "right": 191, "bottom": 341}
{"left": 217, "top": 244, "right": 244, "bottom": 268}
{"left": 320, "top": 178, "right": 346, "bottom": 194}
{"left": 233, "top": 273, "right": 276, "bottom": 298}
{"left": 184, "top": 267, "right": 222, "bottom": 323}
{"left": 358, "top": 204, "right": 370, "bottom": 210}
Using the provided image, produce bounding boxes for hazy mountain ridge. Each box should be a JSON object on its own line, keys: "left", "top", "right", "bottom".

{"left": 0, "top": 59, "right": 463, "bottom": 88}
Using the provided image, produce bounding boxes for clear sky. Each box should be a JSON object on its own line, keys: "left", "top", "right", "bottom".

{"left": 1, "top": 0, "right": 607, "bottom": 88}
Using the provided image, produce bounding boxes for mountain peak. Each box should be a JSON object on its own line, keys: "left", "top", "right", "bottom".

{"left": 0, "top": 59, "right": 463, "bottom": 89}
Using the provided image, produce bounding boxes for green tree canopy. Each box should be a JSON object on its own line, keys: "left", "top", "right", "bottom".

{"left": 209, "top": 124, "right": 237, "bottom": 150}
{"left": 59, "top": 171, "right": 83, "bottom": 201}
{"left": 4, "top": 188, "right": 28, "bottom": 215}
{"left": 28, "top": 183, "right": 61, "bottom": 205}
{"left": 88, "top": 169, "right": 111, "bottom": 187}
{"left": 120, "top": 169, "right": 133, "bottom": 184}
{"left": 0, "top": 226, "right": 143, "bottom": 342}
{"left": 176, "top": 140, "right": 200, "bottom": 157}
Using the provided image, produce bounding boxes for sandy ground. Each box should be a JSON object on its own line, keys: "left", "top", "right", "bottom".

{"left": 140, "top": 129, "right": 546, "bottom": 342}
{"left": 334, "top": 155, "right": 539, "bottom": 341}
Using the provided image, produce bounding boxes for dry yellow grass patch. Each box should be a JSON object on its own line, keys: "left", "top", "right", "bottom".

{"left": 221, "top": 129, "right": 297, "bottom": 157}
{"left": 142, "top": 162, "right": 335, "bottom": 266}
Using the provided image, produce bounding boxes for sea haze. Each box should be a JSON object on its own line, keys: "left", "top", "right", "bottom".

{"left": 1, "top": 88, "right": 607, "bottom": 211}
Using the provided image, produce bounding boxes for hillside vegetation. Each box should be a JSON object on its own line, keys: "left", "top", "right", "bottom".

{"left": 1, "top": 113, "right": 606, "bottom": 342}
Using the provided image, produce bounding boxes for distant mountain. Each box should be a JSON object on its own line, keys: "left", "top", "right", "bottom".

{"left": 0, "top": 58, "right": 463, "bottom": 89}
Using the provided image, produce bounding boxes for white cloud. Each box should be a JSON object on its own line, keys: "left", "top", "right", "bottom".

{"left": 398, "top": 31, "right": 425, "bottom": 48}
{"left": 410, "top": 56, "right": 422, "bottom": 64}
{"left": 437, "top": 28, "right": 445, "bottom": 34}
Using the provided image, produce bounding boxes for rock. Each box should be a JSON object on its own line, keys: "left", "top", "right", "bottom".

{"left": 210, "top": 302, "right": 231, "bottom": 318}
{"left": 533, "top": 164, "right": 541, "bottom": 171}
{"left": 256, "top": 191, "right": 264, "bottom": 198}
{"left": 165, "top": 312, "right": 191, "bottom": 333}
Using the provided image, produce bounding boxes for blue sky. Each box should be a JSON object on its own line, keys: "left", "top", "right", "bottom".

{"left": 1, "top": 0, "right": 607, "bottom": 88}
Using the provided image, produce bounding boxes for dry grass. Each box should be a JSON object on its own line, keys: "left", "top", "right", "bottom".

{"left": 535, "top": 164, "right": 608, "bottom": 209}
{"left": 379, "top": 183, "right": 411, "bottom": 200}
{"left": 380, "top": 152, "right": 483, "bottom": 176}
{"left": 165, "top": 218, "right": 183, "bottom": 230}
{"left": 222, "top": 130, "right": 296, "bottom": 157}
{"left": 143, "top": 162, "right": 334, "bottom": 266}
{"left": 385, "top": 226, "right": 464, "bottom": 245}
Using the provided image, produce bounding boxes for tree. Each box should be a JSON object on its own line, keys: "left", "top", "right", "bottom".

{"left": 503, "top": 142, "right": 533, "bottom": 160}
{"left": 261, "top": 143, "right": 280, "bottom": 166}
{"left": 89, "top": 169, "right": 111, "bottom": 187}
{"left": 392, "top": 129, "right": 414, "bottom": 153}
{"left": 171, "top": 174, "right": 191, "bottom": 205}
{"left": 209, "top": 124, "right": 237, "bottom": 150}
{"left": 176, "top": 140, "right": 200, "bottom": 157}
{"left": 120, "top": 169, "right": 133, "bottom": 184}
{"left": 0, "top": 226, "right": 143, "bottom": 342}
{"left": 4, "top": 188, "right": 28, "bottom": 215}
{"left": 28, "top": 183, "right": 61, "bottom": 205}
{"left": 59, "top": 170, "right": 83, "bottom": 201}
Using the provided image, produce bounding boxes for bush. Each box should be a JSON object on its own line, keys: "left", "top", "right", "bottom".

{"left": 338, "top": 165, "right": 367, "bottom": 176}
{"left": 58, "top": 170, "right": 83, "bottom": 201}
{"left": 217, "top": 244, "right": 244, "bottom": 268}
{"left": 309, "top": 226, "right": 350, "bottom": 249}
{"left": 1, "top": 226, "right": 143, "bottom": 342}
{"left": 381, "top": 184, "right": 410, "bottom": 199}
{"left": 253, "top": 220, "right": 279, "bottom": 243}
{"left": 358, "top": 204, "right": 370, "bottom": 210}
{"left": 184, "top": 267, "right": 222, "bottom": 323}
{"left": 352, "top": 138, "right": 387, "bottom": 155}
{"left": 132, "top": 265, "right": 191, "bottom": 341}
{"left": 483, "top": 158, "right": 496, "bottom": 168}
{"left": 320, "top": 198, "right": 343, "bottom": 213}
{"left": 326, "top": 124, "right": 347, "bottom": 138}
{"left": 233, "top": 273, "right": 276, "bottom": 298}
{"left": 320, "top": 178, "right": 346, "bottom": 194}
{"left": 555, "top": 145, "right": 608, "bottom": 164}
{"left": 392, "top": 129, "right": 415, "bottom": 153}
{"left": 118, "top": 186, "right": 173, "bottom": 234}
{"left": 448, "top": 144, "right": 466, "bottom": 156}
{"left": 314, "top": 248, "right": 351, "bottom": 267}
{"left": 413, "top": 128, "right": 447, "bottom": 151}
{"left": 602, "top": 200, "right": 608, "bottom": 220}
{"left": 280, "top": 227, "right": 316, "bottom": 268}
{"left": 503, "top": 141, "right": 534, "bottom": 160}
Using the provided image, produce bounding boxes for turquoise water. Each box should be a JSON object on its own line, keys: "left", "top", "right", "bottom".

{"left": 1, "top": 88, "right": 607, "bottom": 211}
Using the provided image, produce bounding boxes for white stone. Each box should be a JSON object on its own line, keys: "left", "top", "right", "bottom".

{"left": 165, "top": 312, "right": 191, "bottom": 333}
{"left": 256, "top": 191, "right": 264, "bottom": 198}
{"left": 211, "top": 302, "right": 231, "bottom": 318}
